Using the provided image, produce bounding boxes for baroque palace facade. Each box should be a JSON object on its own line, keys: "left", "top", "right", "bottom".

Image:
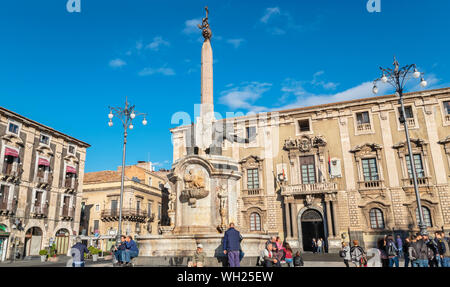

{"left": 171, "top": 87, "right": 450, "bottom": 252}
{"left": 81, "top": 162, "right": 169, "bottom": 245}
{"left": 0, "top": 106, "right": 89, "bottom": 261}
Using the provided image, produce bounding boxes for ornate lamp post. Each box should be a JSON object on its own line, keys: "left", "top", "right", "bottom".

{"left": 372, "top": 57, "right": 428, "bottom": 235}
{"left": 108, "top": 98, "right": 147, "bottom": 243}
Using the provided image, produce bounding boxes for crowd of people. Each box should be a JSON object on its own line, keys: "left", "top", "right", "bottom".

{"left": 261, "top": 236, "right": 304, "bottom": 267}
{"left": 340, "top": 231, "right": 450, "bottom": 267}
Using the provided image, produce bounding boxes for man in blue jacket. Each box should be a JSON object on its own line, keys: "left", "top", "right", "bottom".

{"left": 123, "top": 235, "right": 139, "bottom": 265}
{"left": 223, "top": 223, "right": 242, "bottom": 267}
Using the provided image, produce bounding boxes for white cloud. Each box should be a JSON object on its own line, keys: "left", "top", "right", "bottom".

{"left": 138, "top": 66, "right": 175, "bottom": 76}
{"left": 277, "top": 81, "right": 391, "bottom": 110}
{"left": 260, "top": 7, "right": 281, "bottom": 23}
{"left": 226, "top": 38, "right": 245, "bottom": 49}
{"left": 219, "top": 82, "right": 272, "bottom": 113}
{"left": 146, "top": 36, "right": 170, "bottom": 51}
{"left": 109, "top": 58, "right": 126, "bottom": 68}
{"left": 183, "top": 18, "right": 202, "bottom": 35}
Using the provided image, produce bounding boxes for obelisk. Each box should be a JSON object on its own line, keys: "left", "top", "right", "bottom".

{"left": 196, "top": 7, "right": 214, "bottom": 151}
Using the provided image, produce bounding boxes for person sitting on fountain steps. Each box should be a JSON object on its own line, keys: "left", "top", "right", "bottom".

{"left": 122, "top": 235, "right": 139, "bottom": 266}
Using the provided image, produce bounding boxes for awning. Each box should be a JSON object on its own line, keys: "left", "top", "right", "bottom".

{"left": 38, "top": 157, "right": 50, "bottom": 166}
{"left": 5, "top": 147, "right": 19, "bottom": 157}
{"left": 66, "top": 166, "right": 77, "bottom": 174}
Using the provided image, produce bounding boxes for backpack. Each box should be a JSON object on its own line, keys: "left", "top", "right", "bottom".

{"left": 339, "top": 249, "right": 347, "bottom": 258}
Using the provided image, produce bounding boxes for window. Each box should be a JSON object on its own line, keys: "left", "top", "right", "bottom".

{"left": 136, "top": 200, "right": 141, "bottom": 212}
{"left": 0, "top": 185, "right": 10, "bottom": 209}
{"left": 369, "top": 208, "right": 385, "bottom": 229}
{"left": 362, "top": 158, "right": 379, "bottom": 181}
{"left": 93, "top": 220, "right": 99, "bottom": 233}
{"left": 68, "top": 144, "right": 76, "bottom": 155}
{"left": 8, "top": 122, "right": 19, "bottom": 135}
{"left": 250, "top": 212, "right": 261, "bottom": 231}
{"left": 148, "top": 177, "right": 152, "bottom": 186}
{"left": 246, "top": 126, "right": 256, "bottom": 140}
{"left": 406, "top": 154, "right": 425, "bottom": 178}
{"left": 95, "top": 204, "right": 100, "bottom": 212}
{"left": 398, "top": 106, "right": 414, "bottom": 119}
{"left": 356, "top": 112, "right": 370, "bottom": 124}
{"left": 247, "top": 168, "right": 260, "bottom": 189}
{"left": 298, "top": 119, "right": 310, "bottom": 133}
{"left": 416, "top": 207, "right": 432, "bottom": 227}
{"left": 158, "top": 204, "right": 161, "bottom": 221}
{"left": 300, "top": 156, "right": 316, "bottom": 184}
{"left": 39, "top": 134, "right": 50, "bottom": 145}
{"left": 444, "top": 101, "right": 450, "bottom": 115}
{"left": 147, "top": 202, "right": 152, "bottom": 217}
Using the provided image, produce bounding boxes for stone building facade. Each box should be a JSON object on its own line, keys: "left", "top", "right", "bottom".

{"left": 81, "top": 162, "right": 169, "bottom": 246}
{"left": 0, "top": 106, "right": 89, "bottom": 261}
{"left": 170, "top": 87, "right": 450, "bottom": 252}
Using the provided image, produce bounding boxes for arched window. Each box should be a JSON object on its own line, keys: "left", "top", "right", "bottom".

{"left": 416, "top": 207, "right": 432, "bottom": 227}
{"left": 250, "top": 212, "right": 261, "bottom": 231}
{"left": 369, "top": 208, "right": 385, "bottom": 229}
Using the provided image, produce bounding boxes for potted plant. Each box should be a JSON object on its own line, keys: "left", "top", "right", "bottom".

{"left": 89, "top": 246, "right": 100, "bottom": 262}
{"left": 39, "top": 249, "right": 48, "bottom": 262}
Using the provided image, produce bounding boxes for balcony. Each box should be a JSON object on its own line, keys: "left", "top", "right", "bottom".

{"left": 32, "top": 205, "right": 48, "bottom": 218}
{"left": 357, "top": 123, "right": 372, "bottom": 132}
{"left": 242, "top": 188, "right": 263, "bottom": 197}
{"left": 36, "top": 173, "right": 53, "bottom": 189}
{"left": 64, "top": 177, "right": 78, "bottom": 193}
{"left": 0, "top": 200, "right": 16, "bottom": 216}
{"left": 406, "top": 118, "right": 416, "bottom": 127}
{"left": 61, "top": 206, "right": 75, "bottom": 221}
{"left": 358, "top": 180, "right": 383, "bottom": 190}
{"left": 101, "top": 208, "right": 148, "bottom": 223}
{"left": 281, "top": 182, "right": 338, "bottom": 196}
{"left": 1, "top": 165, "right": 23, "bottom": 183}
{"left": 402, "top": 177, "right": 432, "bottom": 195}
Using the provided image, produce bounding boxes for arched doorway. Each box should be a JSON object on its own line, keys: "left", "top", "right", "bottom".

{"left": 55, "top": 229, "right": 70, "bottom": 255}
{"left": 24, "top": 227, "right": 43, "bottom": 257}
{"left": 300, "top": 209, "right": 325, "bottom": 252}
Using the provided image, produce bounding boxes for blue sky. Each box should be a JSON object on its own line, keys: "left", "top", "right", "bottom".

{"left": 0, "top": 0, "right": 449, "bottom": 172}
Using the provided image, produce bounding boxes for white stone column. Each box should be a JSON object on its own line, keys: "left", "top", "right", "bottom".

{"left": 423, "top": 107, "right": 447, "bottom": 184}
{"left": 378, "top": 110, "right": 400, "bottom": 187}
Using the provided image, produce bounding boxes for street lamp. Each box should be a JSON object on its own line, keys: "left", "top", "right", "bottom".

{"left": 108, "top": 97, "right": 147, "bottom": 244}
{"left": 372, "top": 56, "right": 428, "bottom": 235}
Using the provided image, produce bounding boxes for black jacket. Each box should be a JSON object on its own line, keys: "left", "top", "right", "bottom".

{"left": 294, "top": 255, "right": 304, "bottom": 266}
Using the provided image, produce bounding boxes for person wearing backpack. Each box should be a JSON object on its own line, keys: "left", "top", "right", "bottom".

{"left": 350, "top": 240, "right": 367, "bottom": 267}
{"left": 340, "top": 242, "right": 351, "bottom": 267}
{"left": 385, "top": 235, "right": 399, "bottom": 267}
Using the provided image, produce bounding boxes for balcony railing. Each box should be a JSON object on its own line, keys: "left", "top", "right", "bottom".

{"left": 406, "top": 118, "right": 416, "bottom": 127}
{"left": 402, "top": 177, "right": 429, "bottom": 187}
{"left": 61, "top": 206, "right": 75, "bottom": 220}
{"left": 358, "top": 180, "right": 383, "bottom": 190}
{"left": 101, "top": 208, "right": 148, "bottom": 222}
{"left": 1, "top": 165, "right": 23, "bottom": 182}
{"left": 242, "top": 188, "right": 263, "bottom": 196}
{"left": 0, "top": 200, "right": 16, "bottom": 215}
{"left": 32, "top": 205, "right": 48, "bottom": 218}
{"left": 357, "top": 123, "right": 372, "bottom": 132}
{"left": 36, "top": 173, "right": 53, "bottom": 188}
{"left": 281, "top": 182, "right": 338, "bottom": 196}
{"left": 64, "top": 177, "right": 78, "bottom": 192}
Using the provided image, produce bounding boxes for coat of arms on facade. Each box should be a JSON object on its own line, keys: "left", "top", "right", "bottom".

{"left": 181, "top": 168, "right": 209, "bottom": 207}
